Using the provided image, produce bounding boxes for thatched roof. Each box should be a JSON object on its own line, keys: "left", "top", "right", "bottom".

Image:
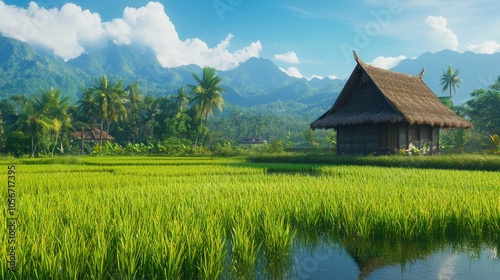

{"left": 310, "top": 52, "right": 471, "bottom": 129}
{"left": 71, "top": 127, "right": 115, "bottom": 140}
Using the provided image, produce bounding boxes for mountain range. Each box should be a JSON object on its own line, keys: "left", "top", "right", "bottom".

{"left": 1, "top": 35, "right": 499, "bottom": 117}
{"left": 392, "top": 50, "right": 500, "bottom": 104}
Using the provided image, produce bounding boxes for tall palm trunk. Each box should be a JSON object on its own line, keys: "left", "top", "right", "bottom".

{"left": 99, "top": 119, "right": 104, "bottom": 148}
{"left": 194, "top": 114, "right": 207, "bottom": 148}
{"left": 51, "top": 132, "right": 59, "bottom": 156}
{"left": 30, "top": 134, "right": 35, "bottom": 158}
{"left": 81, "top": 126, "right": 84, "bottom": 155}
{"left": 31, "top": 137, "right": 39, "bottom": 158}
{"left": 106, "top": 120, "right": 111, "bottom": 138}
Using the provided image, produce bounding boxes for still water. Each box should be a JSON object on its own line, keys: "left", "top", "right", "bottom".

{"left": 291, "top": 243, "right": 499, "bottom": 279}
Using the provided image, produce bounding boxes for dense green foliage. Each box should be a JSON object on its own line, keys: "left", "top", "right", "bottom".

{"left": 0, "top": 68, "right": 334, "bottom": 157}
{"left": 1, "top": 156, "right": 499, "bottom": 279}
{"left": 0, "top": 66, "right": 499, "bottom": 157}
{"left": 439, "top": 76, "right": 500, "bottom": 153}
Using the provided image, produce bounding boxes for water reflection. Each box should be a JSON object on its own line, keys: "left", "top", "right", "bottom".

{"left": 225, "top": 230, "right": 500, "bottom": 279}
{"left": 290, "top": 237, "right": 499, "bottom": 280}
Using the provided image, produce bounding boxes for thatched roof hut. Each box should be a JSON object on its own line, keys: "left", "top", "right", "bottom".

{"left": 310, "top": 52, "right": 470, "bottom": 155}
{"left": 71, "top": 127, "right": 115, "bottom": 141}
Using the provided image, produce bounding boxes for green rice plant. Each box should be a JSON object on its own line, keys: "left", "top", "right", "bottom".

{"left": 1, "top": 156, "right": 499, "bottom": 277}
{"left": 89, "top": 228, "right": 113, "bottom": 280}
{"left": 230, "top": 221, "right": 261, "bottom": 278}
{"left": 198, "top": 224, "right": 226, "bottom": 280}
{"left": 153, "top": 221, "right": 186, "bottom": 280}
{"left": 181, "top": 223, "right": 204, "bottom": 279}
{"left": 262, "top": 213, "right": 295, "bottom": 278}
{"left": 59, "top": 231, "right": 88, "bottom": 279}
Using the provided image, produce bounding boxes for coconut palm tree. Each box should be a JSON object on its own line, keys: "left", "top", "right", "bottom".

{"left": 33, "top": 87, "right": 72, "bottom": 156}
{"left": 15, "top": 99, "right": 54, "bottom": 157}
{"left": 188, "top": 67, "right": 226, "bottom": 146}
{"left": 103, "top": 80, "right": 128, "bottom": 134}
{"left": 141, "top": 95, "right": 159, "bottom": 140}
{"left": 189, "top": 67, "right": 226, "bottom": 125}
{"left": 124, "top": 82, "right": 143, "bottom": 142}
{"left": 440, "top": 65, "right": 462, "bottom": 97}
{"left": 78, "top": 76, "right": 127, "bottom": 146}
{"left": 172, "top": 86, "right": 190, "bottom": 114}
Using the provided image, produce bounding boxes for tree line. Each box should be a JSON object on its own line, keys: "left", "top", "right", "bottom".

{"left": 439, "top": 70, "right": 500, "bottom": 154}
{"left": 0, "top": 67, "right": 231, "bottom": 157}
{"left": 0, "top": 66, "right": 498, "bottom": 157}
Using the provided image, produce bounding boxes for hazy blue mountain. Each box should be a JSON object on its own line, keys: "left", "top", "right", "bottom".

{"left": 67, "top": 43, "right": 159, "bottom": 77}
{"left": 0, "top": 36, "right": 347, "bottom": 115}
{"left": 66, "top": 44, "right": 203, "bottom": 95}
{"left": 3, "top": 35, "right": 500, "bottom": 114}
{"left": 220, "top": 57, "right": 292, "bottom": 94}
{"left": 392, "top": 50, "right": 500, "bottom": 104}
{"left": 0, "top": 36, "right": 89, "bottom": 101}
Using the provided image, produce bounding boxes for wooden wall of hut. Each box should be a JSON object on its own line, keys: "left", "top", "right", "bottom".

{"left": 336, "top": 123, "right": 440, "bottom": 155}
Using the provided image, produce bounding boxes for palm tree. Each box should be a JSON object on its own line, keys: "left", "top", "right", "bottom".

{"left": 33, "top": 87, "right": 72, "bottom": 156}
{"left": 188, "top": 67, "right": 226, "bottom": 146}
{"left": 440, "top": 65, "right": 462, "bottom": 97}
{"left": 124, "top": 82, "right": 143, "bottom": 142}
{"left": 78, "top": 76, "right": 127, "bottom": 147}
{"left": 172, "top": 86, "right": 190, "bottom": 114}
{"left": 15, "top": 99, "right": 54, "bottom": 157}
{"left": 189, "top": 67, "right": 226, "bottom": 125}
{"left": 103, "top": 79, "right": 128, "bottom": 135}
{"left": 141, "top": 95, "right": 159, "bottom": 140}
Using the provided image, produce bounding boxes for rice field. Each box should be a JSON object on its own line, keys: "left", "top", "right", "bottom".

{"left": 1, "top": 156, "right": 499, "bottom": 279}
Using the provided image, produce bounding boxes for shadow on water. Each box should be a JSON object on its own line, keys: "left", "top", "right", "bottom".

{"left": 341, "top": 239, "right": 441, "bottom": 279}
{"left": 224, "top": 233, "right": 500, "bottom": 279}
{"left": 290, "top": 236, "right": 500, "bottom": 280}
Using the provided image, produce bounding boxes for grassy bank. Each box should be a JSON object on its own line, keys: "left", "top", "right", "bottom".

{"left": 248, "top": 153, "right": 500, "bottom": 171}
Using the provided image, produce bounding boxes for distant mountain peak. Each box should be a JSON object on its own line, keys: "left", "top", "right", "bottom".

{"left": 220, "top": 56, "right": 291, "bottom": 90}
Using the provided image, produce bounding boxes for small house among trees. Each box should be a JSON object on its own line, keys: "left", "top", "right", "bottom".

{"left": 71, "top": 127, "right": 115, "bottom": 142}
{"left": 71, "top": 127, "right": 115, "bottom": 154}
{"left": 310, "top": 52, "right": 471, "bottom": 155}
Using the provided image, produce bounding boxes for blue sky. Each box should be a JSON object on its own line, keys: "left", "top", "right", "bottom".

{"left": 1, "top": 0, "right": 500, "bottom": 79}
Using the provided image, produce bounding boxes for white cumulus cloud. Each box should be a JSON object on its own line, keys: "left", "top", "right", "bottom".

{"left": 370, "top": 55, "right": 407, "bottom": 69}
{"left": 425, "top": 15, "right": 459, "bottom": 51}
{"left": 274, "top": 51, "right": 300, "bottom": 63}
{"left": 465, "top": 40, "right": 500, "bottom": 54}
{"left": 0, "top": 1, "right": 106, "bottom": 60}
{"left": 0, "top": 1, "right": 262, "bottom": 69}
